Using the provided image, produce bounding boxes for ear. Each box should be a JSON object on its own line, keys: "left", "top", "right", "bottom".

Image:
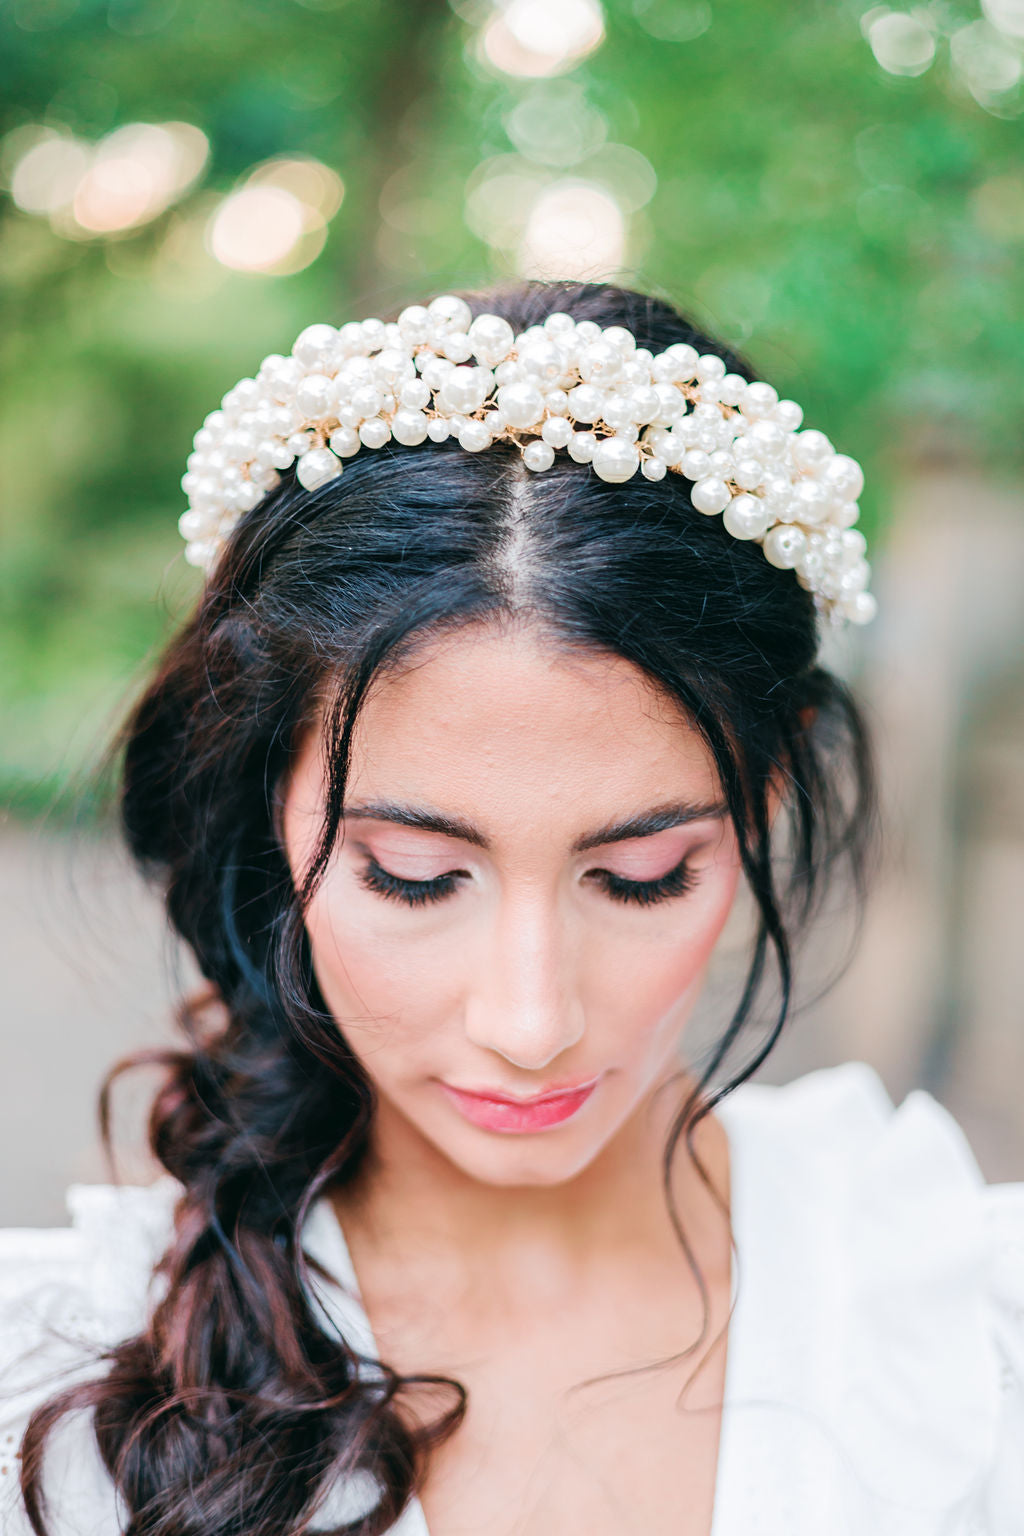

{"left": 766, "top": 706, "right": 817, "bottom": 829}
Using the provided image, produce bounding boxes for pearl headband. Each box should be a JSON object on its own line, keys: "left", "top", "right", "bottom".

{"left": 179, "top": 294, "right": 876, "bottom": 627}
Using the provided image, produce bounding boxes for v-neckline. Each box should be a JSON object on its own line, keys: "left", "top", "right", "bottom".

{"left": 303, "top": 1096, "right": 748, "bottom": 1536}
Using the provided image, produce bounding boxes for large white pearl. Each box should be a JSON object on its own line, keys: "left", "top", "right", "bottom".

{"left": 391, "top": 409, "right": 429, "bottom": 446}
{"left": 566, "top": 384, "right": 605, "bottom": 423}
{"left": 773, "top": 398, "right": 803, "bottom": 431}
{"left": 497, "top": 381, "right": 545, "bottom": 429}
{"left": 399, "top": 378, "right": 431, "bottom": 410}
{"left": 295, "top": 373, "right": 336, "bottom": 419}
{"left": 467, "top": 313, "right": 514, "bottom": 366}
{"left": 351, "top": 384, "right": 384, "bottom": 420}
{"left": 740, "top": 381, "right": 779, "bottom": 419}
{"left": 519, "top": 339, "right": 565, "bottom": 383}
{"left": 763, "top": 524, "right": 808, "bottom": 568}
{"left": 296, "top": 448, "right": 342, "bottom": 491}
{"left": 439, "top": 366, "right": 492, "bottom": 414}
{"left": 602, "top": 393, "right": 636, "bottom": 430}
{"left": 842, "top": 590, "right": 877, "bottom": 625}
{"left": 523, "top": 440, "right": 555, "bottom": 472}
{"left": 743, "top": 419, "right": 786, "bottom": 460}
{"left": 723, "top": 494, "right": 771, "bottom": 540}
{"left": 691, "top": 477, "right": 731, "bottom": 515}
{"left": 791, "top": 429, "right": 834, "bottom": 471}
{"left": 428, "top": 294, "right": 473, "bottom": 333}
{"left": 680, "top": 449, "right": 710, "bottom": 481}
{"left": 591, "top": 437, "right": 640, "bottom": 483}
{"left": 695, "top": 353, "right": 726, "bottom": 383}
{"left": 374, "top": 347, "right": 416, "bottom": 386}
{"left": 578, "top": 341, "right": 622, "bottom": 387}
{"left": 397, "top": 304, "right": 431, "bottom": 343}
{"left": 442, "top": 332, "right": 473, "bottom": 364}
{"left": 292, "top": 325, "right": 338, "bottom": 369}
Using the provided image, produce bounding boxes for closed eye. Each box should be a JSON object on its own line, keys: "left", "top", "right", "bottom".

{"left": 584, "top": 856, "right": 700, "bottom": 906}
{"left": 357, "top": 856, "right": 468, "bottom": 907}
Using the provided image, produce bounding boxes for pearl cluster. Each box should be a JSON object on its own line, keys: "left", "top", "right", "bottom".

{"left": 179, "top": 294, "right": 876, "bottom": 626}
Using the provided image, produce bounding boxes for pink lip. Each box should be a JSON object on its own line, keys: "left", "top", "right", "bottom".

{"left": 439, "top": 1076, "right": 601, "bottom": 1133}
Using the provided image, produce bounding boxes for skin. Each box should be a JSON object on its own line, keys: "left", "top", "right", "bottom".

{"left": 280, "top": 617, "right": 766, "bottom": 1532}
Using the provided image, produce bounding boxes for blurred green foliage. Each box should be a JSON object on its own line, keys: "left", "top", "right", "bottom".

{"left": 2, "top": 0, "right": 1022, "bottom": 816}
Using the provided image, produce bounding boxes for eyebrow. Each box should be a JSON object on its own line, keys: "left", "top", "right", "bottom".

{"left": 341, "top": 798, "right": 729, "bottom": 853}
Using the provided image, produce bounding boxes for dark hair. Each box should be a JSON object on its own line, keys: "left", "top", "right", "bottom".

{"left": 20, "top": 279, "right": 878, "bottom": 1535}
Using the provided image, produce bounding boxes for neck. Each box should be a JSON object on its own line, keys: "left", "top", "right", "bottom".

{"left": 328, "top": 1064, "right": 732, "bottom": 1298}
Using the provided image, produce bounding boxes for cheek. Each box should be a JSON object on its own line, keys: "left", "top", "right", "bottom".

{"left": 586, "top": 854, "right": 741, "bottom": 1039}
{"left": 302, "top": 878, "right": 463, "bottom": 1053}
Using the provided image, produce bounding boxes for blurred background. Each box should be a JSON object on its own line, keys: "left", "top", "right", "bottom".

{"left": 2, "top": 0, "right": 1023, "bottom": 1225}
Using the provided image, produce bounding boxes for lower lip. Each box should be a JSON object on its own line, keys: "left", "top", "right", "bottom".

{"left": 439, "top": 1079, "right": 600, "bottom": 1133}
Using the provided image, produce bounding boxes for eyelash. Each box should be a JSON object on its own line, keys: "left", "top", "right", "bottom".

{"left": 357, "top": 856, "right": 700, "bottom": 909}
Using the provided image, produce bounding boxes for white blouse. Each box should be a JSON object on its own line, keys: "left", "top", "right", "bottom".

{"left": 1, "top": 1060, "right": 1022, "bottom": 1534}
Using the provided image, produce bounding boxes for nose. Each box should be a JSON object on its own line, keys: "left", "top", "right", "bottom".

{"left": 463, "top": 890, "right": 586, "bottom": 1072}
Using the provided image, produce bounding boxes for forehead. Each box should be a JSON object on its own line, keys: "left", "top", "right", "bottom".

{"left": 316, "top": 621, "right": 721, "bottom": 827}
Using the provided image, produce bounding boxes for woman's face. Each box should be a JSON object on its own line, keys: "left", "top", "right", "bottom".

{"left": 282, "top": 622, "right": 744, "bottom": 1188}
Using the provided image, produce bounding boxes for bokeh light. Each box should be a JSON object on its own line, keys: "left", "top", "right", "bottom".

{"left": 517, "top": 178, "right": 626, "bottom": 277}
{"left": 863, "top": 9, "right": 937, "bottom": 76}
{"left": 480, "top": 0, "right": 605, "bottom": 77}
{"left": 6, "top": 119, "right": 208, "bottom": 237}
{"left": 503, "top": 82, "right": 608, "bottom": 166}
{"left": 951, "top": 20, "right": 1023, "bottom": 112}
{"left": 205, "top": 155, "right": 343, "bottom": 274}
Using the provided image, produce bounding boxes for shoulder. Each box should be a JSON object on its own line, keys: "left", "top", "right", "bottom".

{"left": 719, "top": 1060, "right": 1024, "bottom": 1528}
{"left": 0, "top": 1176, "right": 182, "bottom": 1532}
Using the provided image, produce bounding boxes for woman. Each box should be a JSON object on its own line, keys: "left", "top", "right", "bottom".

{"left": 1, "top": 280, "right": 1021, "bottom": 1535}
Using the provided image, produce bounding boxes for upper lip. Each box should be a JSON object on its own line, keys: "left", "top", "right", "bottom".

{"left": 442, "top": 1076, "right": 601, "bottom": 1106}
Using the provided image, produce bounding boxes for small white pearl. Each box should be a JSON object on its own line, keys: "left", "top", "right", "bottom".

{"left": 459, "top": 419, "right": 492, "bottom": 453}
{"left": 840, "top": 559, "right": 871, "bottom": 594}
{"left": 359, "top": 418, "right": 391, "bottom": 449}
{"left": 427, "top": 295, "right": 473, "bottom": 334}
{"left": 566, "top": 384, "right": 605, "bottom": 423}
{"left": 467, "top": 313, "right": 515, "bottom": 366}
{"left": 296, "top": 448, "right": 342, "bottom": 491}
{"left": 792, "top": 480, "right": 829, "bottom": 524}
{"left": 575, "top": 320, "right": 602, "bottom": 344}
{"left": 681, "top": 449, "right": 710, "bottom": 481}
{"left": 707, "top": 450, "right": 734, "bottom": 476}
{"left": 821, "top": 453, "right": 864, "bottom": 501}
{"left": 718, "top": 373, "right": 748, "bottom": 408}
{"left": 763, "top": 524, "right": 808, "bottom": 569}
{"left": 336, "top": 402, "right": 363, "bottom": 429}
{"left": 178, "top": 509, "right": 206, "bottom": 539}
{"left": 568, "top": 431, "right": 597, "bottom": 463}
{"left": 663, "top": 342, "right": 700, "bottom": 380}
{"left": 650, "top": 383, "right": 685, "bottom": 427}
{"left": 545, "top": 388, "right": 570, "bottom": 414}
{"left": 842, "top": 590, "right": 877, "bottom": 625}
{"left": 287, "top": 431, "right": 315, "bottom": 457}
{"left": 418, "top": 356, "right": 452, "bottom": 391}
{"left": 841, "top": 529, "right": 868, "bottom": 563}
{"left": 292, "top": 325, "right": 338, "bottom": 369}
{"left": 523, "top": 440, "right": 555, "bottom": 472}
{"left": 591, "top": 437, "right": 640, "bottom": 483}
{"left": 426, "top": 418, "right": 450, "bottom": 442}
{"left": 351, "top": 384, "right": 384, "bottom": 420}
{"left": 335, "top": 321, "right": 366, "bottom": 356}
{"left": 493, "top": 360, "right": 520, "bottom": 386}
{"left": 541, "top": 417, "right": 573, "bottom": 449}
{"left": 497, "top": 382, "right": 545, "bottom": 430}
{"left": 723, "top": 494, "right": 771, "bottom": 540}
{"left": 773, "top": 399, "right": 804, "bottom": 431}
{"left": 328, "top": 426, "right": 360, "bottom": 457}
{"left": 691, "top": 477, "right": 731, "bottom": 515}
{"left": 733, "top": 457, "right": 764, "bottom": 491}
{"left": 601, "top": 325, "right": 637, "bottom": 356}
{"left": 392, "top": 409, "right": 430, "bottom": 446}
{"left": 641, "top": 456, "right": 667, "bottom": 481}
{"left": 743, "top": 419, "right": 786, "bottom": 460}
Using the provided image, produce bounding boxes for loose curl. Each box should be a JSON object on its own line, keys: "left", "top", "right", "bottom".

{"left": 19, "top": 280, "right": 879, "bottom": 1536}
